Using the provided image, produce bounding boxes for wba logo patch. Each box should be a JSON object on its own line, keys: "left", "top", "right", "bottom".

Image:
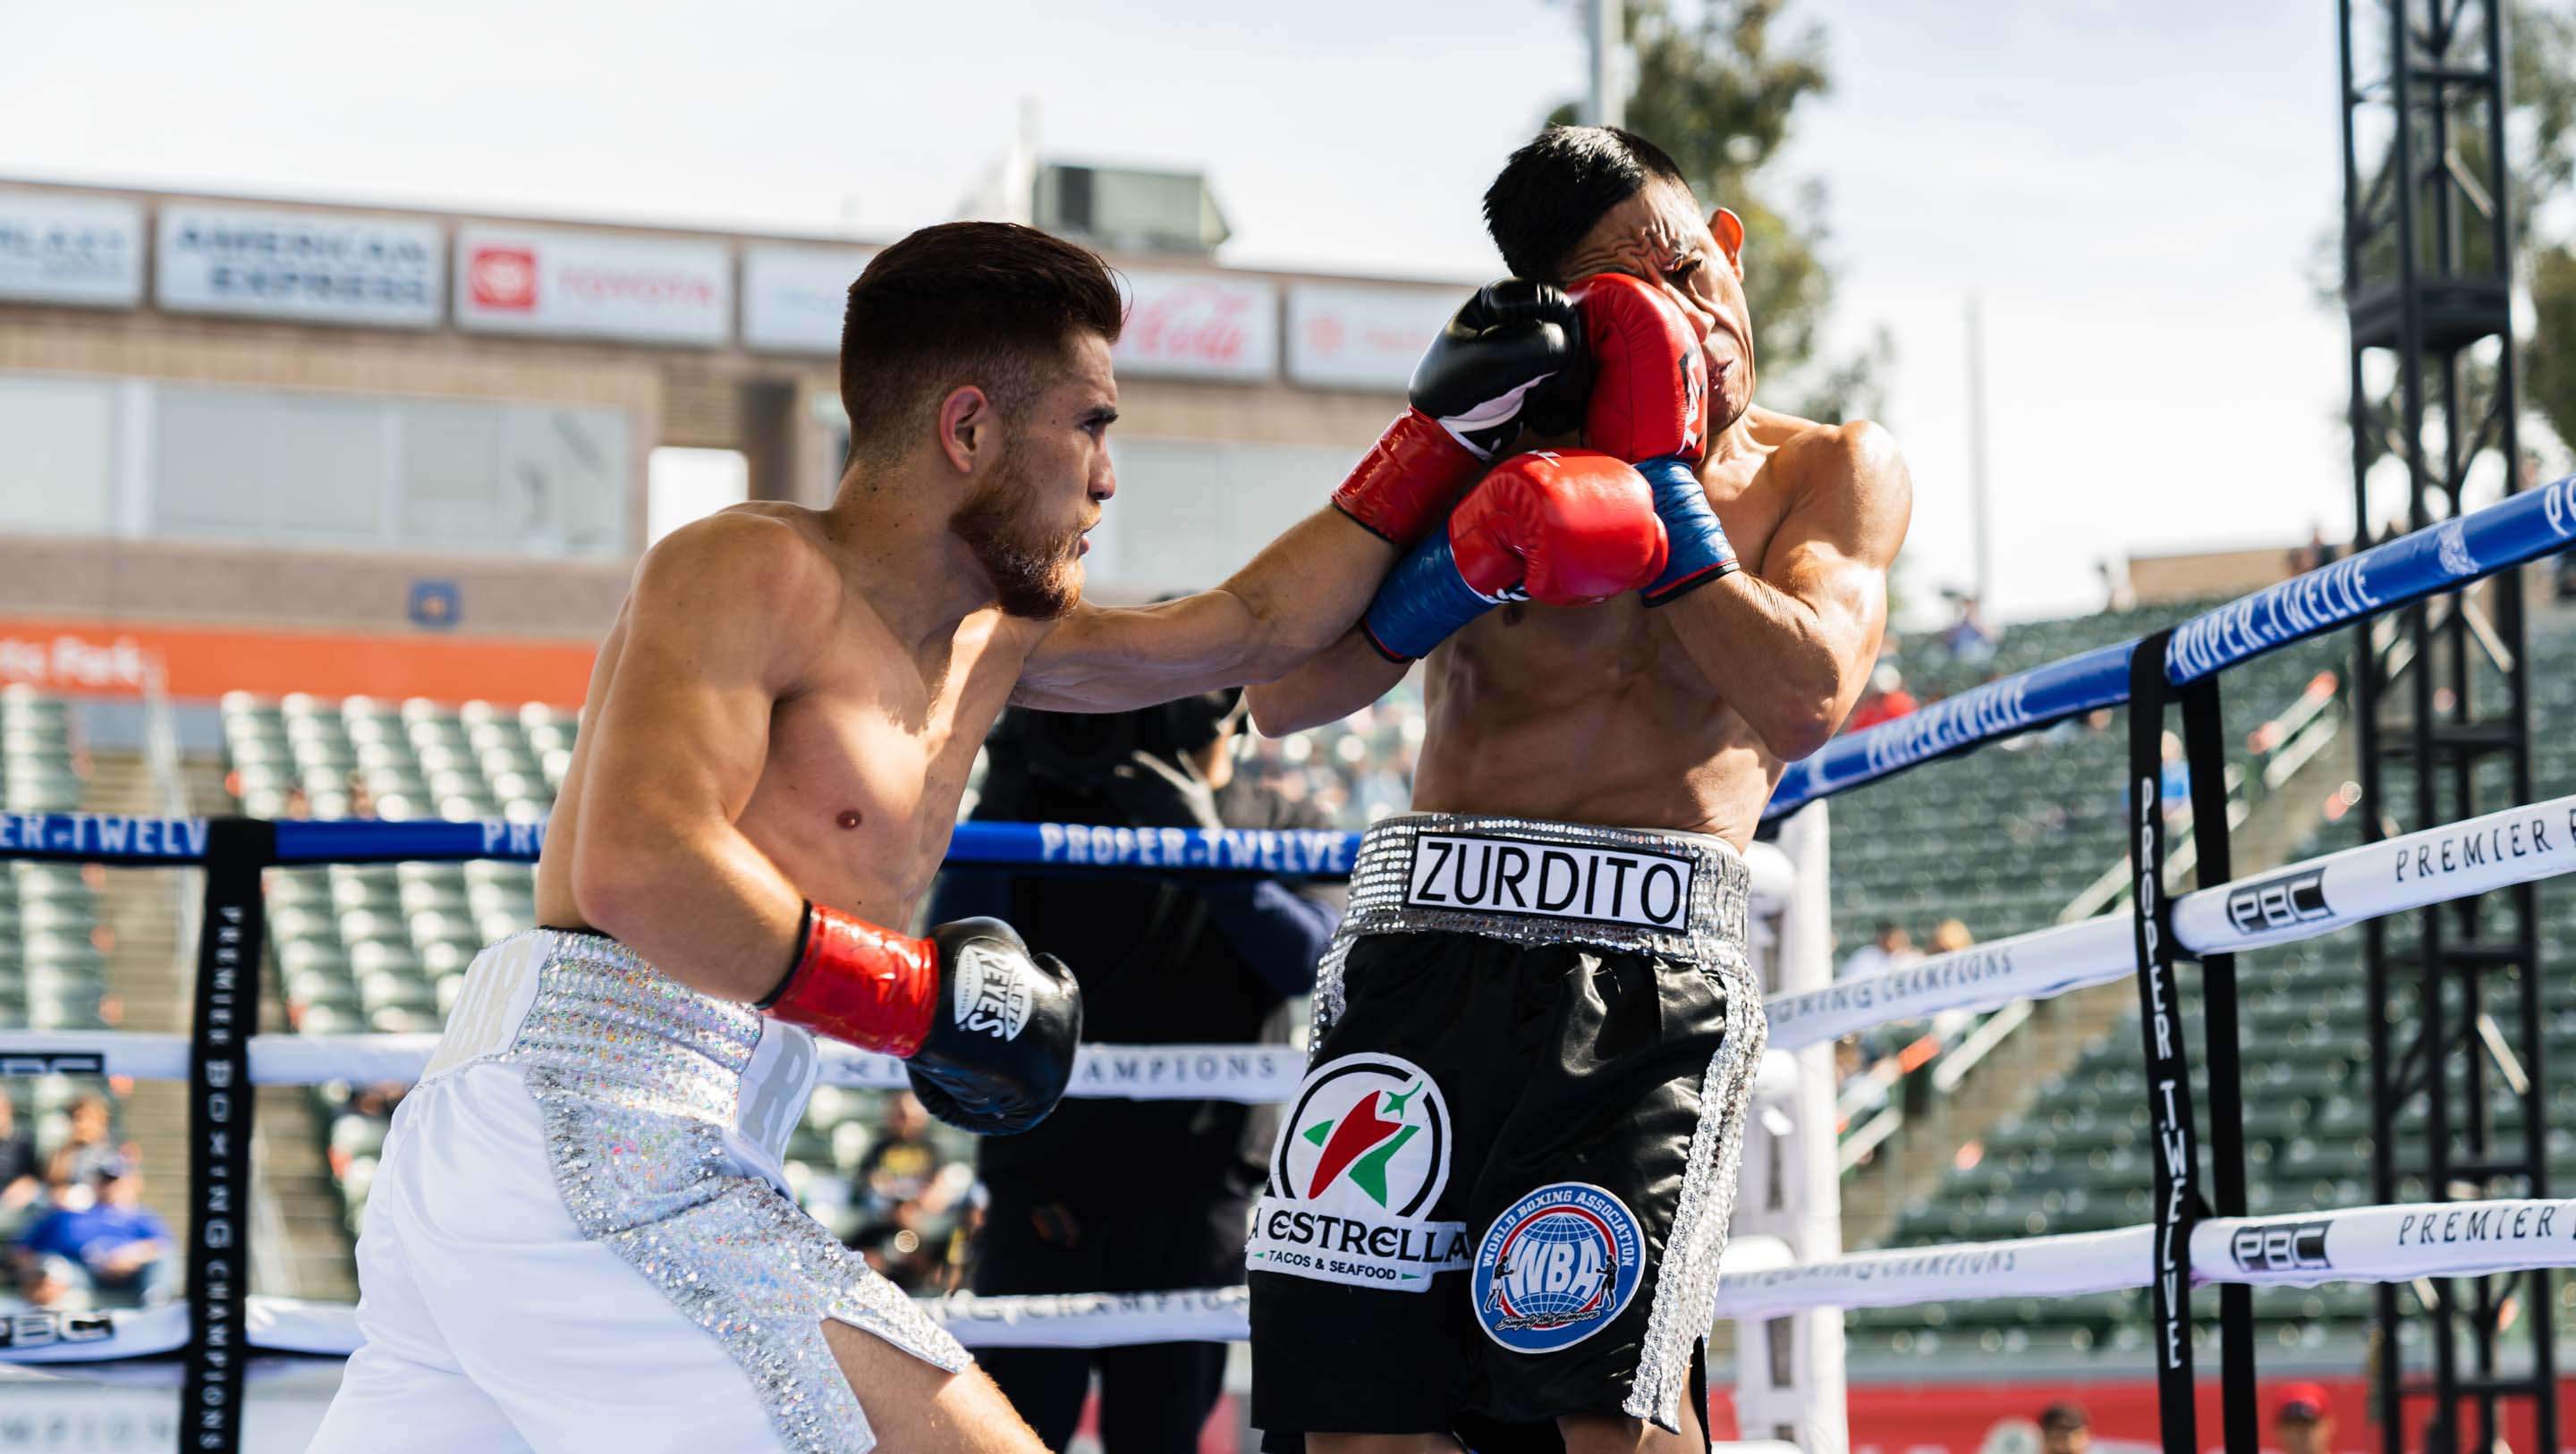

{"left": 1471, "top": 1181, "right": 1646, "bottom": 1352}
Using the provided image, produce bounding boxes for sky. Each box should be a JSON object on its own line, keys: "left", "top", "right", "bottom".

{"left": 3, "top": 0, "right": 2380, "bottom": 621}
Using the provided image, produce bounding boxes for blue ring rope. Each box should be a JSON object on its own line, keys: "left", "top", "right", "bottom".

{"left": 4, "top": 476, "right": 2572, "bottom": 867}
{"left": 1764, "top": 473, "right": 2576, "bottom": 817}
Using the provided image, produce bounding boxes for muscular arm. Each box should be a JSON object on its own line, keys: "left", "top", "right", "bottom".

{"left": 1243, "top": 627, "right": 1410, "bottom": 735}
{"left": 565, "top": 514, "right": 835, "bottom": 1002}
{"left": 1665, "top": 423, "right": 1911, "bottom": 762}
{"left": 1012, "top": 506, "right": 1397, "bottom": 711}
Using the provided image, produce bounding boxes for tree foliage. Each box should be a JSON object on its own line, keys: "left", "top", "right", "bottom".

{"left": 2509, "top": 4, "right": 2576, "bottom": 453}
{"left": 1548, "top": 0, "right": 1885, "bottom": 422}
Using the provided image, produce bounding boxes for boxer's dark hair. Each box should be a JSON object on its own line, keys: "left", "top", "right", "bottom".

{"left": 839, "top": 222, "right": 1123, "bottom": 463}
{"left": 1483, "top": 125, "right": 1692, "bottom": 283}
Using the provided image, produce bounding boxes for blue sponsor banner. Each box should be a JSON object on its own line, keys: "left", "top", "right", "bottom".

{"left": 0, "top": 813, "right": 211, "bottom": 864}
{"left": 1767, "top": 476, "right": 2576, "bottom": 819}
{"left": 946, "top": 821, "right": 1357, "bottom": 877}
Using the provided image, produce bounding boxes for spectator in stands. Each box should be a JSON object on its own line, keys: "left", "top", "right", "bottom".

{"left": 2159, "top": 730, "right": 2192, "bottom": 817}
{"left": 940, "top": 691, "right": 1340, "bottom": 1454}
{"left": 2275, "top": 1382, "right": 2333, "bottom": 1454}
{"left": 850, "top": 1205, "right": 945, "bottom": 1293}
{"left": 0, "top": 1096, "right": 40, "bottom": 1238}
{"left": 21, "top": 1156, "right": 174, "bottom": 1306}
{"left": 1939, "top": 593, "right": 1996, "bottom": 664}
{"left": 852, "top": 1093, "right": 943, "bottom": 1214}
{"left": 2038, "top": 1401, "right": 2090, "bottom": 1454}
{"left": 43, "top": 1092, "right": 119, "bottom": 1193}
{"left": 1839, "top": 922, "right": 1917, "bottom": 982}
{"left": 1, "top": 1249, "right": 80, "bottom": 1313}
{"left": 342, "top": 769, "right": 376, "bottom": 818}
{"left": 1833, "top": 1036, "right": 1886, "bottom": 1114}
{"left": 1843, "top": 664, "right": 1918, "bottom": 734}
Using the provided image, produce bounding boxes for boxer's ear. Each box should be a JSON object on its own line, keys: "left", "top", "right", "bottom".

{"left": 937, "top": 385, "right": 993, "bottom": 475}
{"left": 1710, "top": 207, "right": 1747, "bottom": 268}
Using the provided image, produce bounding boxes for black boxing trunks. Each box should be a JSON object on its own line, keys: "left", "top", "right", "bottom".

{"left": 1247, "top": 813, "right": 1763, "bottom": 1450}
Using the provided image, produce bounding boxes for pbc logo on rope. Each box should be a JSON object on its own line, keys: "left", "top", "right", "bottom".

{"left": 2226, "top": 868, "right": 2332, "bottom": 935}
{"left": 0, "top": 1309, "right": 115, "bottom": 1348}
{"left": 0, "top": 1052, "right": 103, "bottom": 1078}
{"left": 2232, "top": 1219, "right": 2333, "bottom": 1273}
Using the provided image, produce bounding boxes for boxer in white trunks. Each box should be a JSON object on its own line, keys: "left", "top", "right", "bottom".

{"left": 309, "top": 217, "right": 1682, "bottom": 1454}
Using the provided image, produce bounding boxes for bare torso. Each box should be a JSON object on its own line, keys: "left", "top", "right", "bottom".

{"left": 1411, "top": 409, "right": 1828, "bottom": 850}
{"left": 534, "top": 504, "right": 1030, "bottom": 933}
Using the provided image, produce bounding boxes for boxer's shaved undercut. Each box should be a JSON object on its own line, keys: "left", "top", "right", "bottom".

{"left": 1484, "top": 125, "right": 1692, "bottom": 283}
{"left": 839, "top": 222, "right": 1124, "bottom": 466}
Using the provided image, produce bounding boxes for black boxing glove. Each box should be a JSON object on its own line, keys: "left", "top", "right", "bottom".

{"left": 761, "top": 905, "right": 1081, "bottom": 1135}
{"left": 1330, "top": 280, "right": 1590, "bottom": 548}
{"left": 904, "top": 918, "right": 1081, "bottom": 1136}
{"left": 1411, "top": 278, "right": 1591, "bottom": 451}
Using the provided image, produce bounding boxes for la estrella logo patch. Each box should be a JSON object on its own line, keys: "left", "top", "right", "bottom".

{"left": 1471, "top": 1181, "right": 1645, "bottom": 1353}
{"left": 1274, "top": 1054, "right": 1449, "bottom": 1216}
{"left": 1246, "top": 1054, "right": 1466, "bottom": 1291}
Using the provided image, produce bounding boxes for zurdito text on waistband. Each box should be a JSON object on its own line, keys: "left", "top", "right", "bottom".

{"left": 1336, "top": 813, "right": 1750, "bottom": 968}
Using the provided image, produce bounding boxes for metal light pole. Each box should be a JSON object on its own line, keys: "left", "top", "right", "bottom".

{"left": 1587, "top": 0, "right": 1624, "bottom": 129}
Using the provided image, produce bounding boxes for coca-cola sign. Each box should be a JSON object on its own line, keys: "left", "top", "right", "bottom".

{"left": 1114, "top": 270, "right": 1276, "bottom": 382}
{"left": 453, "top": 225, "right": 730, "bottom": 345}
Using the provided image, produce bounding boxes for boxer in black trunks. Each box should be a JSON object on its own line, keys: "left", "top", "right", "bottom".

{"left": 1243, "top": 125, "right": 1912, "bottom": 1454}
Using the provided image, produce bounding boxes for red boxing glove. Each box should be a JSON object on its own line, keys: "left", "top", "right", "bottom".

{"left": 1450, "top": 449, "right": 1670, "bottom": 607}
{"left": 1329, "top": 410, "right": 1484, "bottom": 548}
{"left": 763, "top": 905, "right": 1084, "bottom": 1135}
{"left": 1572, "top": 272, "right": 1709, "bottom": 465}
{"left": 760, "top": 903, "right": 939, "bottom": 1057}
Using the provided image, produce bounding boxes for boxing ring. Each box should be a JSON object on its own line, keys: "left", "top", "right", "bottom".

{"left": 6, "top": 475, "right": 2576, "bottom": 1453}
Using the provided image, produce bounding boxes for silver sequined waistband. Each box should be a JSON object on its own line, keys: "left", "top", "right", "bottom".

{"left": 420, "top": 930, "right": 819, "bottom": 1158}
{"left": 1338, "top": 812, "right": 1750, "bottom": 967}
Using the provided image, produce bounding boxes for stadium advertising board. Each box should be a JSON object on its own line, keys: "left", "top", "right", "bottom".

{"left": 0, "top": 190, "right": 143, "bottom": 308}
{"left": 1285, "top": 283, "right": 1456, "bottom": 390}
{"left": 741, "top": 245, "right": 875, "bottom": 354}
{"left": 1114, "top": 270, "right": 1276, "bottom": 381}
{"left": 454, "top": 226, "right": 730, "bottom": 345}
{"left": 157, "top": 205, "right": 443, "bottom": 326}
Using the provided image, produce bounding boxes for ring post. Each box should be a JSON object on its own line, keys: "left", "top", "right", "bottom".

{"left": 182, "top": 816, "right": 274, "bottom": 1454}
{"left": 2127, "top": 630, "right": 2201, "bottom": 1454}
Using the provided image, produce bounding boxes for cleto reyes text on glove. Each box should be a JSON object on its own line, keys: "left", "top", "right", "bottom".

{"left": 759, "top": 904, "right": 1082, "bottom": 1136}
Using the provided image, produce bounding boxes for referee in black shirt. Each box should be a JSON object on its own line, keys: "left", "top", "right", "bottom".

{"left": 932, "top": 687, "right": 1341, "bottom": 1454}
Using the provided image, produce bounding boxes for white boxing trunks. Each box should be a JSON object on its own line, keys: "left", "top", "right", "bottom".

{"left": 307, "top": 929, "right": 968, "bottom": 1454}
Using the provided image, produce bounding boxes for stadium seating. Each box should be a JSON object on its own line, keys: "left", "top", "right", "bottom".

{"left": 0, "top": 687, "right": 138, "bottom": 1255}
{"left": 1829, "top": 600, "right": 2348, "bottom": 954}
{"left": 1843, "top": 604, "right": 2576, "bottom": 1365}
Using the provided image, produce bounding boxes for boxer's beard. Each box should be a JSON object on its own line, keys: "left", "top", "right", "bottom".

{"left": 950, "top": 452, "right": 1083, "bottom": 621}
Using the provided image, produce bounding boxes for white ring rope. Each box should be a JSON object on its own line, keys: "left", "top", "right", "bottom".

{"left": 1764, "top": 790, "right": 2576, "bottom": 1051}
{"left": 0, "top": 1030, "right": 1797, "bottom": 1110}
{"left": 12, "top": 1196, "right": 2572, "bottom": 1362}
